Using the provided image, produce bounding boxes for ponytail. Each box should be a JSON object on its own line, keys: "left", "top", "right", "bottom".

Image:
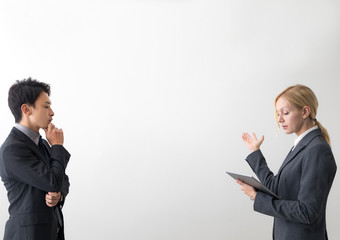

{"left": 314, "top": 119, "right": 331, "bottom": 146}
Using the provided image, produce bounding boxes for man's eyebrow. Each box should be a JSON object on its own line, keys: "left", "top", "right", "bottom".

{"left": 44, "top": 101, "right": 52, "bottom": 105}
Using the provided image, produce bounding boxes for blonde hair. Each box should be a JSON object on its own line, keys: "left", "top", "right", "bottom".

{"left": 274, "top": 84, "right": 330, "bottom": 145}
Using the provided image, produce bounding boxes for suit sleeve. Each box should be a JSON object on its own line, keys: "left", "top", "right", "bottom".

{"left": 247, "top": 145, "right": 336, "bottom": 224}
{"left": 245, "top": 150, "right": 279, "bottom": 193}
{"left": 61, "top": 174, "right": 70, "bottom": 198}
{"left": 2, "top": 142, "right": 70, "bottom": 193}
{"left": 44, "top": 139, "right": 70, "bottom": 200}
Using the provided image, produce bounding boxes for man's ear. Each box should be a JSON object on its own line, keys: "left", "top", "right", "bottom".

{"left": 302, "top": 106, "right": 311, "bottom": 119}
{"left": 21, "top": 104, "right": 32, "bottom": 117}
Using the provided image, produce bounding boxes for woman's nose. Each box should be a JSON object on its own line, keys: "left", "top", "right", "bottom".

{"left": 278, "top": 115, "right": 284, "bottom": 122}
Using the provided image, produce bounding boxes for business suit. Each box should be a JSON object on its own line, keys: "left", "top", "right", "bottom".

{"left": 246, "top": 128, "right": 336, "bottom": 240}
{"left": 0, "top": 127, "right": 70, "bottom": 240}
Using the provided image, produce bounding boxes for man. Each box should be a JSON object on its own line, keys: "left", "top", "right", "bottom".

{"left": 0, "top": 78, "right": 70, "bottom": 240}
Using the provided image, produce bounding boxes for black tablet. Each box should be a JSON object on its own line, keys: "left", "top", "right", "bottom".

{"left": 226, "top": 171, "right": 279, "bottom": 199}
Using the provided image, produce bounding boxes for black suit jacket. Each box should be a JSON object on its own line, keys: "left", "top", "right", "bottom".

{"left": 246, "top": 129, "right": 336, "bottom": 240}
{"left": 0, "top": 127, "right": 70, "bottom": 240}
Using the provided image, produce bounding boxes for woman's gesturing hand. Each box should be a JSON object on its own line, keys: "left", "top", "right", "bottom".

{"left": 242, "top": 132, "right": 264, "bottom": 153}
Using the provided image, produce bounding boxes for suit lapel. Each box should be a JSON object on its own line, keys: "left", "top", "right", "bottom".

{"left": 11, "top": 127, "right": 49, "bottom": 166}
{"left": 278, "top": 145, "right": 305, "bottom": 175}
{"left": 277, "top": 128, "right": 322, "bottom": 175}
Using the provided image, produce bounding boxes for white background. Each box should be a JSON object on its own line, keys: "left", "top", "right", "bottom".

{"left": 1, "top": 0, "right": 340, "bottom": 239}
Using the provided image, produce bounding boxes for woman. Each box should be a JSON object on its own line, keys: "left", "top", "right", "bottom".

{"left": 238, "top": 84, "right": 337, "bottom": 240}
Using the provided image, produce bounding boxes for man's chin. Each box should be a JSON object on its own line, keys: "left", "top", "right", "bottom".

{"left": 41, "top": 124, "right": 49, "bottom": 129}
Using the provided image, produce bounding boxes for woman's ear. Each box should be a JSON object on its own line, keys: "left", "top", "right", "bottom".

{"left": 302, "top": 106, "right": 311, "bottom": 119}
{"left": 21, "top": 104, "right": 32, "bottom": 117}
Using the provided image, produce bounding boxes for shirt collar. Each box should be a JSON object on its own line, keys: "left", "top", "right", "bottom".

{"left": 293, "top": 125, "right": 318, "bottom": 148}
{"left": 14, "top": 123, "right": 41, "bottom": 145}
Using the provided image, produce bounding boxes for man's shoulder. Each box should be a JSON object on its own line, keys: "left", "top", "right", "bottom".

{"left": 0, "top": 128, "right": 30, "bottom": 153}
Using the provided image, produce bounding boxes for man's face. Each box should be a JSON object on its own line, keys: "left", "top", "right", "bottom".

{"left": 28, "top": 92, "right": 54, "bottom": 131}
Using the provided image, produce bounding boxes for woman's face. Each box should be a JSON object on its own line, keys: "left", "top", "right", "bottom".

{"left": 275, "top": 97, "right": 305, "bottom": 136}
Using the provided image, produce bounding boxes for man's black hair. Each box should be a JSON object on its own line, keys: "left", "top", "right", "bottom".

{"left": 8, "top": 77, "right": 51, "bottom": 123}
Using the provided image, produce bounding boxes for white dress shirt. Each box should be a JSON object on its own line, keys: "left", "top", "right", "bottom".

{"left": 292, "top": 125, "right": 318, "bottom": 150}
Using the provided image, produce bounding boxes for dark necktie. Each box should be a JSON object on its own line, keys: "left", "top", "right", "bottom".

{"left": 38, "top": 136, "right": 50, "bottom": 164}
